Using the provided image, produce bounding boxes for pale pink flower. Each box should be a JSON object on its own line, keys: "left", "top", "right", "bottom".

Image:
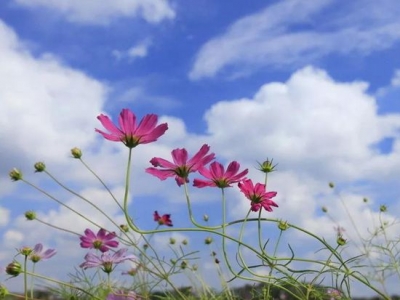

{"left": 238, "top": 179, "right": 278, "bottom": 212}
{"left": 80, "top": 228, "right": 119, "bottom": 253}
{"left": 95, "top": 108, "right": 168, "bottom": 148}
{"left": 146, "top": 144, "right": 215, "bottom": 186}
{"left": 193, "top": 161, "right": 248, "bottom": 188}
{"left": 80, "top": 248, "right": 136, "bottom": 274}
{"left": 29, "top": 243, "right": 56, "bottom": 263}
{"left": 107, "top": 290, "right": 139, "bottom": 300}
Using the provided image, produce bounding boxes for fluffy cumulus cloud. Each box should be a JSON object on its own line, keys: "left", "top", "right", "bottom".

{"left": 189, "top": 0, "right": 400, "bottom": 79}
{"left": 204, "top": 66, "right": 400, "bottom": 182}
{"left": 0, "top": 20, "right": 106, "bottom": 184}
{"left": 13, "top": 0, "right": 175, "bottom": 24}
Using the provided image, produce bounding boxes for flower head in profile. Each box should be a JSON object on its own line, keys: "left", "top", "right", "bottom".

{"left": 107, "top": 290, "right": 139, "bottom": 300}
{"left": 80, "top": 248, "right": 136, "bottom": 274}
{"left": 29, "top": 243, "right": 56, "bottom": 263}
{"left": 238, "top": 179, "right": 278, "bottom": 212}
{"left": 193, "top": 161, "right": 248, "bottom": 188}
{"left": 146, "top": 144, "right": 215, "bottom": 186}
{"left": 153, "top": 211, "right": 173, "bottom": 227}
{"left": 95, "top": 108, "right": 168, "bottom": 148}
{"left": 80, "top": 228, "right": 119, "bottom": 253}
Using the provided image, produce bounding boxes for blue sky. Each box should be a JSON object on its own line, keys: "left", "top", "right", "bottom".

{"left": 1, "top": 0, "right": 400, "bottom": 297}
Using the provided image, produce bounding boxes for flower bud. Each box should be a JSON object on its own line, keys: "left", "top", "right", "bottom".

{"left": 71, "top": 147, "right": 82, "bottom": 159}
{"left": 204, "top": 237, "right": 213, "bottom": 245}
{"left": 380, "top": 205, "right": 387, "bottom": 212}
{"left": 0, "top": 285, "right": 8, "bottom": 297}
{"left": 278, "top": 220, "right": 289, "bottom": 231}
{"left": 363, "top": 197, "right": 368, "bottom": 203}
{"left": 337, "top": 236, "right": 346, "bottom": 246}
{"left": 169, "top": 238, "right": 176, "bottom": 245}
{"left": 170, "top": 259, "right": 176, "bottom": 265}
{"left": 214, "top": 258, "right": 220, "bottom": 264}
{"left": 328, "top": 182, "right": 335, "bottom": 188}
{"left": 34, "top": 162, "right": 46, "bottom": 172}
{"left": 192, "top": 264, "right": 198, "bottom": 271}
{"left": 257, "top": 159, "right": 277, "bottom": 173}
{"left": 9, "top": 168, "right": 22, "bottom": 181}
{"left": 321, "top": 206, "right": 328, "bottom": 213}
{"left": 25, "top": 211, "right": 36, "bottom": 220}
{"left": 143, "top": 244, "right": 148, "bottom": 250}
{"left": 6, "top": 261, "right": 22, "bottom": 277}
{"left": 182, "top": 239, "right": 188, "bottom": 245}
{"left": 119, "top": 224, "right": 129, "bottom": 232}
{"left": 19, "top": 246, "right": 33, "bottom": 256}
{"left": 180, "top": 260, "right": 187, "bottom": 269}
{"left": 203, "top": 214, "right": 209, "bottom": 222}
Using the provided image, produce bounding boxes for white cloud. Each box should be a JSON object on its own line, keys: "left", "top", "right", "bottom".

{"left": 112, "top": 39, "right": 151, "bottom": 61}
{"left": 13, "top": 0, "right": 175, "bottom": 25}
{"left": 189, "top": 0, "right": 400, "bottom": 79}
{"left": 0, "top": 20, "right": 107, "bottom": 187}
{"left": 391, "top": 69, "right": 400, "bottom": 86}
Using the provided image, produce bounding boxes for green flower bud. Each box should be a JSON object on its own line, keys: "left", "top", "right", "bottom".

{"left": 169, "top": 238, "right": 176, "bottom": 245}
{"left": 182, "top": 239, "right": 188, "bottom": 245}
{"left": 9, "top": 168, "right": 23, "bottom": 181}
{"left": 19, "top": 246, "right": 33, "bottom": 256}
{"left": 34, "top": 162, "right": 46, "bottom": 172}
{"left": 204, "top": 237, "right": 213, "bottom": 245}
{"left": 321, "top": 206, "right": 328, "bottom": 213}
{"left": 119, "top": 224, "right": 129, "bottom": 232}
{"left": 143, "top": 244, "right": 148, "bottom": 250}
{"left": 180, "top": 260, "right": 187, "bottom": 269}
{"left": 214, "top": 258, "right": 220, "bottom": 264}
{"left": 170, "top": 259, "right": 176, "bottom": 265}
{"left": 71, "top": 147, "right": 82, "bottom": 159}
{"left": 25, "top": 211, "right": 36, "bottom": 220}
{"left": 380, "top": 205, "right": 387, "bottom": 212}
{"left": 192, "top": 264, "right": 198, "bottom": 271}
{"left": 337, "top": 236, "right": 347, "bottom": 246}
{"left": 203, "top": 214, "right": 209, "bottom": 222}
{"left": 328, "top": 182, "right": 335, "bottom": 188}
{"left": 0, "top": 285, "right": 9, "bottom": 297}
{"left": 363, "top": 197, "right": 368, "bottom": 203}
{"left": 257, "top": 159, "right": 277, "bottom": 173}
{"left": 6, "top": 261, "right": 22, "bottom": 277}
{"left": 278, "top": 220, "right": 289, "bottom": 231}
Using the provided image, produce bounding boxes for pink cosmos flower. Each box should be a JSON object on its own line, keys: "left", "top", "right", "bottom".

{"left": 80, "top": 248, "right": 136, "bottom": 274}
{"left": 107, "top": 290, "right": 139, "bottom": 300}
{"left": 80, "top": 228, "right": 119, "bottom": 253}
{"left": 95, "top": 108, "right": 168, "bottom": 148}
{"left": 146, "top": 144, "right": 215, "bottom": 186}
{"left": 238, "top": 179, "right": 278, "bottom": 212}
{"left": 29, "top": 243, "right": 56, "bottom": 263}
{"left": 153, "top": 211, "right": 173, "bottom": 227}
{"left": 193, "top": 161, "right": 248, "bottom": 188}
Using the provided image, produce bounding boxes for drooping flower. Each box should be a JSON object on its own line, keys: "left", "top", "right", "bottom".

{"left": 29, "top": 243, "right": 56, "bottom": 263}
{"left": 146, "top": 144, "right": 215, "bottom": 186}
{"left": 95, "top": 108, "right": 168, "bottom": 148}
{"left": 80, "top": 228, "right": 119, "bottom": 253}
{"left": 238, "top": 179, "right": 278, "bottom": 212}
{"left": 153, "top": 211, "right": 173, "bottom": 227}
{"left": 80, "top": 248, "right": 136, "bottom": 274}
{"left": 193, "top": 161, "right": 248, "bottom": 188}
{"left": 106, "top": 290, "right": 139, "bottom": 300}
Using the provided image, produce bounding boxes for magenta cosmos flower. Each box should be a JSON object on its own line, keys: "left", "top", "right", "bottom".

{"left": 153, "top": 211, "right": 173, "bottom": 227}
{"left": 80, "top": 228, "right": 119, "bottom": 253}
{"left": 193, "top": 161, "right": 248, "bottom": 188}
{"left": 107, "top": 290, "right": 139, "bottom": 300}
{"left": 29, "top": 243, "right": 56, "bottom": 263}
{"left": 80, "top": 248, "right": 136, "bottom": 274}
{"left": 238, "top": 179, "right": 278, "bottom": 212}
{"left": 95, "top": 108, "right": 168, "bottom": 148}
{"left": 146, "top": 144, "right": 215, "bottom": 186}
